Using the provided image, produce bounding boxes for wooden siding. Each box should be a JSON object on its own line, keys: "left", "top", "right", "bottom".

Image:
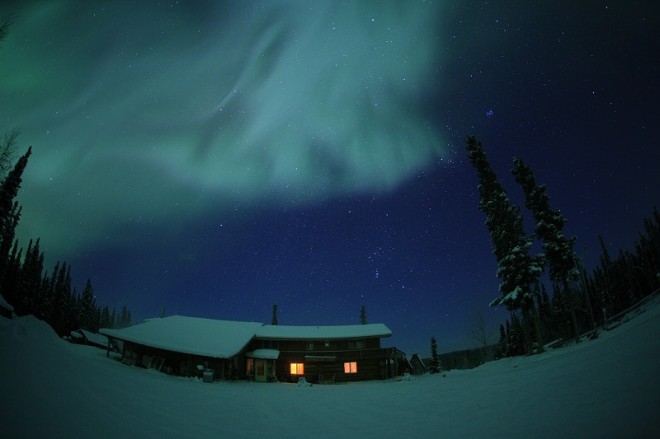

{"left": 107, "top": 326, "right": 403, "bottom": 383}
{"left": 120, "top": 341, "right": 245, "bottom": 380}
{"left": 246, "top": 337, "right": 406, "bottom": 383}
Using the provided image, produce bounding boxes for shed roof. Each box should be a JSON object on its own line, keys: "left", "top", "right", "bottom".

{"left": 255, "top": 323, "right": 392, "bottom": 340}
{"left": 78, "top": 329, "right": 109, "bottom": 348}
{"left": 100, "top": 316, "right": 263, "bottom": 359}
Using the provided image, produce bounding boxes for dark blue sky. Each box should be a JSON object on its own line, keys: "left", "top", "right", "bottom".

{"left": 1, "top": 1, "right": 658, "bottom": 355}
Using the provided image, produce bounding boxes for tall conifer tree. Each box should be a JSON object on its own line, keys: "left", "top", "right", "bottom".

{"left": 0, "top": 146, "right": 31, "bottom": 290}
{"left": 465, "top": 137, "right": 543, "bottom": 318}
{"left": 118, "top": 305, "right": 132, "bottom": 328}
{"left": 17, "top": 238, "right": 43, "bottom": 316}
{"left": 429, "top": 336, "right": 441, "bottom": 373}
{"left": 512, "top": 157, "right": 578, "bottom": 283}
{"left": 80, "top": 278, "right": 97, "bottom": 332}
{"left": 512, "top": 157, "right": 581, "bottom": 341}
{"left": 271, "top": 304, "right": 278, "bottom": 325}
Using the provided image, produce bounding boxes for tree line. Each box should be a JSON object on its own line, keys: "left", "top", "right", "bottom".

{"left": 0, "top": 17, "right": 131, "bottom": 336}
{"left": 466, "top": 136, "right": 660, "bottom": 358}
{"left": 0, "top": 133, "right": 133, "bottom": 336}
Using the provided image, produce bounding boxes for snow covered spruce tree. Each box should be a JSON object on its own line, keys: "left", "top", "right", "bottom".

{"left": 465, "top": 136, "right": 544, "bottom": 353}
{"left": 511, "top": 157, "right": 584, "bottom": 341}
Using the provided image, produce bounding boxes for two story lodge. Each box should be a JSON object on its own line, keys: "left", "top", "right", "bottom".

{"left": 100, "top": 315, "right": 408, "bottom": 383}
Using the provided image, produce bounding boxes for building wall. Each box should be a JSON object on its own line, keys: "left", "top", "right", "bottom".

{"left": 247, "top": 337, "right": 403, "bottom": 383}
{"left": 110, "top": 332, "right": 404, "bottom": 383}
{"left": 121, "top": 341, "right": 241, "bottom": 380}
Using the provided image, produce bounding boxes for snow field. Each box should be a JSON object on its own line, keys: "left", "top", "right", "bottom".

{"left": 1, "top": 297, "right": 659, "bottom": 438}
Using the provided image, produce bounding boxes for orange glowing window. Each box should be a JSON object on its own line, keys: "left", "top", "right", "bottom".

{"left": 344, "top": 362, "right": 358, "bottom": 374}
{"left": 290, "top": 363, "right": 305, "bottom": 375}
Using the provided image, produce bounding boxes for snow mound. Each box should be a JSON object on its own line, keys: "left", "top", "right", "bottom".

{"left": 0, "top": 314, "right": 59, "bottom": 340}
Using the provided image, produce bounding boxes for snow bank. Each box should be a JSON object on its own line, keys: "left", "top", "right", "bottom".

{"left": 1, "top": 298, "right": 659, "bottom": 437}
{"left": 0, "top": 314, "right": 59, "bottom": 340}
{"left": 0, "top": 293, "right": 14, "bottom": 313}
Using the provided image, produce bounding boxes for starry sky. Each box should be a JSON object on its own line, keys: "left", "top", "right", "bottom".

{"left": 1, "top": 1, "right": 658, "bottom": 356}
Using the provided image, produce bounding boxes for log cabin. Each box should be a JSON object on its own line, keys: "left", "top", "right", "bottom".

{"left": 248, "top": 324, "right": 406, "bottom": 383}
{"left": 100, "top": 315, "right": 407, "bottom": 382}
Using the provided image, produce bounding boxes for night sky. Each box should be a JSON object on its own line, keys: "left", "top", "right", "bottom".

{"left": 1, "top": 1, "right": 658, "bottom": 356}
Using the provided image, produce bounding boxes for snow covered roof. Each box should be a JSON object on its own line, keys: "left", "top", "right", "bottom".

{"left": 100, "top": 316, "right": 263, "bottom": 359}
{"left": 79, "top": 329, "right": 109, "bottom": 348}
{"left": 255, "top": 323, "right": 392, "bottom": 340}
{"left": 100, "top": 317, "right": 392, "bottom": 358}
{"left": 246, "top": 349, "right": 280, "bottom": 360}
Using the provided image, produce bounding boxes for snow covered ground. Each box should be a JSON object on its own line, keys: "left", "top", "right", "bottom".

{"left": 2, "top": 297, "right": 659, "bottom": 438}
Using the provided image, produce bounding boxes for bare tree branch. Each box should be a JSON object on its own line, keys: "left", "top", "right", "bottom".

{"left": 0, "top": 14, "right": 16, "bottom": 46}
{"left": 1, "top": 128, "right": 20, "bottom": 177}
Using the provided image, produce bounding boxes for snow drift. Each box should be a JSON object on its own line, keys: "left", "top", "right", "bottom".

{"left": 1, "top": 297, "right": 659, "bottom": 438}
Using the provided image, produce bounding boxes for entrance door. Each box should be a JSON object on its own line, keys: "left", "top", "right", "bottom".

{"left": 255, "top": 359, "right": 266, "bottom": 382}
{"left": 246, "top": 358, "right": 254, "bottom": 380}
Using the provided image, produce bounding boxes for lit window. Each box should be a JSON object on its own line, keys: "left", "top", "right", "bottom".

{"left": 290, "top": 363, "right": 305, "bottom": 375}
{"left": 306, "top": 342, "right": 314, "bottom": 350}
{"left": 344, "top": 362, "right": 358, "bottom": 374}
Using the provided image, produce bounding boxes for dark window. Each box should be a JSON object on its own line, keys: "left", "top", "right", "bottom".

{"left": 348, "top": 339, "right": 365, "bottom": 349}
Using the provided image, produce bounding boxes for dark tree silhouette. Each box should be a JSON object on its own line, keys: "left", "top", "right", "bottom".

{"left": 465, "top": 136, "right": 543, "bottom": 352}
{"left": 429, "top": 336, "right": 441, "bottom": 373}
{"left": 0, "top": 129, "right": 19, "bottom": 177}
{"left": 79, "top": 278, "right": 98, "bottom": 332}
{"left": 512, "top": 157, "right": 582, "bottom": 341}
{"left": 359, "top": 304, "right": 367, "bottom": 324}
{"left": 0, "top": 14, "right": 15, "bottom": 46}
{"left": 0, "top": 146, "right": 31, "bottom": 290}
{"left": 271, "top": 304, "right": 278, "bottom": 325}
{"left": 0, "top": 16, "right": 132, "bottom": 338}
